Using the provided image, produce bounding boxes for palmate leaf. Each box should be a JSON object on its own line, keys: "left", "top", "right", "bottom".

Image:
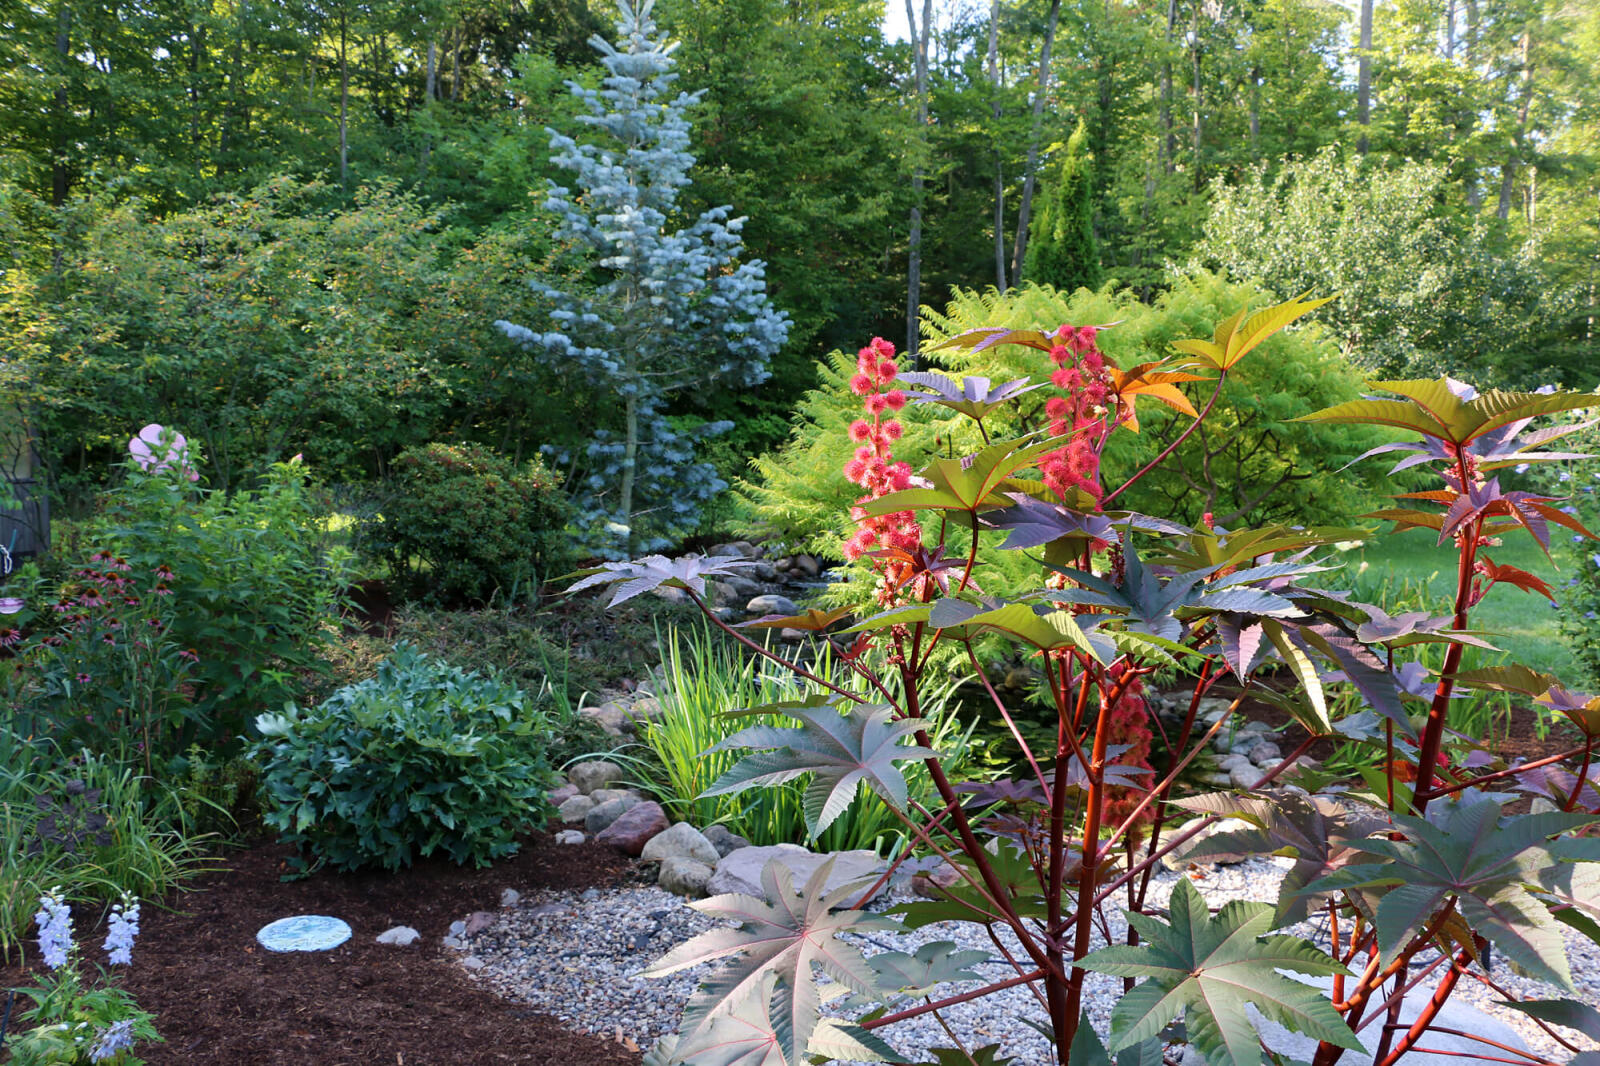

{"left": 1536, "top": 686, "right": 1600, "bottom": 738}
{"left": 858, "top": 436, "right": 1062, "bottom": 518}
{"left": 925, "top": 326, "right": 1057, "bottom": 355}
{"left": 923, "top": 1045, "right": 1016, "bottom": 1066}
{"left": 1303, "top": 798, "right": 1600, "bottom": 988}
{"left": 898, "top": 371, "right": 1046, "bottom": 421}
{"left": 1079, "top": 879, "right": 1358, "bottom": 1066}
{"left": 891, "top": 838, "right": 1054, "bottom": 927}
{"left": 1108, "top": 361, "right": 1209, "bottom": 432}
{"left": 1170, "top": 294, "right": 1335, "bottom": 372}
{"left": 703, "top": 700, "right": 935, "bottom": 836}
{"left": 645, "top": 859, "right": 902, "bottom": 1066}
{"left": 865, "top": 940, "right": 988, "bottom": 998}
{"left": 567, "top": 553, "right": 760, "bottom": 606}
{"left": 737, "top": 605, "right": 855, "bottom": 632}
{"left": 1499, "top": 999, "right": 1600, "bottom": 1043}
{"left": 1169, "top": 792, "right": 1388, "bottom": 924}
{"left": 1302, "top": 378, "right": 1600, "bottom": 449}
{"left": 1062, "top": 1013, "right": 1165, "bottom": 1066}
{"left": 1152, "top": 524, "right": 1370, "bottom": 574}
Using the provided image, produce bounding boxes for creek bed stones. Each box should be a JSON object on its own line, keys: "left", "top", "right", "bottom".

{"left": 457, "top": 852, "right": 1600, "bottom": 1065}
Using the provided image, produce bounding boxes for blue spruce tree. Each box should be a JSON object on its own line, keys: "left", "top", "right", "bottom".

{"left": 496, "top": 0, "right": 789, "bottom": 554}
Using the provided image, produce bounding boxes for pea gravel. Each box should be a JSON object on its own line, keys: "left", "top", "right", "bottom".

{"left": 458, "top": 858, "right": 1600, "bottom": 1064}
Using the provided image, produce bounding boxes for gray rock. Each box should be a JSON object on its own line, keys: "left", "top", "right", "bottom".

{"left": 375, "top": 925, "right": 420, "bottom": 947}
{"left": 780, "top": 628, "right": 806, "bottom": 643}
{"left": 581, "top": 703, "right": 631, "bottom": 737}
{"left": 702, "top": 824, "right": 751, "bottom": 857}
{"left": 707, "top": 845, "right": 889, "bottom": 903}
{"left": 448, "top": 920, "right": 466, "bottom": 936}
{"left": 629, "top": 697, "right": 663, "bottom": 723}
{"left": 709, "top": 541, "right": 761, "bottom": 560}
{"left": 499, "top": 888, "right": 520, "bottom": 908}
{"left": 746, "top": 594, "right": 799, "bottom": 617}
{"left": 569, "top": 760, "right": 626, "bottom": 794}
{"left": 461, "top": 955, "right": 485, "bottom": 971}
{"left": 464, "top": 911, "right": 496, "bottom": 936}
{"left": 1202, "top": 772, "right": 1236, "bottom": 787}
{"left": 548, "top": 783, "right": 579, "bottom": 806}
{"left": 554, "top": 829, "right": 585, "bottom": 845}
{"left": 1248, "top": 740, "right": 1283, "bottom": 765}
{"left": 651, "top": 586, "right": 687, "bottom": 604}
{"left": 749, "top": 561, "right": 779, "bottom": 582}
{"left": 658, "top": 857, "right": 714, "bottom": 896}
{"left": 1229, "top": 765, "right": 1264, "bottom": 789}
{"left": 558, "top": 795, "right": 595, "bottom": 823}
{"left": 791, "top": 554, "right": 821, "bottom": 578}
{"left": 1228, "top": 734, "right": 1266, "bottom": 756}
{"left": 1194, "top": 697, "right": 1233, "bottom": 721}
{"left": 589, "top": 788, "right": 644, "bottom": 806}
{"left": 585, "top": 795, "right": 642, "bottom": 834}
{"left": 640, "top": 822, "right": 720, "bottom": 866}
{"left": 441, "top": 935, "right": 466, "bottom": 950}
{"left": 1216, "top": 754, "right": 1254, "bottom": 773}
{"left": 1179, "top": 974, "right": 1528, "bottom": 1065}
{"left": 721, "top": 574, "right": 764, "bottom": 599}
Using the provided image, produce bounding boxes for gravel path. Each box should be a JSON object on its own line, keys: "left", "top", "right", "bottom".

{"left": 460, "top": 857, "right": 1600, "bottom": 1064}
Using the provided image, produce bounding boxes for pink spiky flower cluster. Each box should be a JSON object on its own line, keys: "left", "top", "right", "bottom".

{"left": 842, "top": 338, "right": 920, "bottom": 576}
{"left": 1041, "top": 326, "right": 1114, "bottom": 503}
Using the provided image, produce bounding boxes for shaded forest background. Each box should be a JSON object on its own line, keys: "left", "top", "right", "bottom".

{"left": 1, "top": 0, "right": 1596, "bottom": 512}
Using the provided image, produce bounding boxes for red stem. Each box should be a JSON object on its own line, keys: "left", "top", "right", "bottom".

{"left": 1102, "top": 372, "right": 1228, "bottom": 506}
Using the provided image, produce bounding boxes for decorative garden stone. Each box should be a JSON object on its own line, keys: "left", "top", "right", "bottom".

{"left": 256, "top": 915, "right": 352, "bottom": 953}
{"left": 640, "top": 822, "right": 719, "bottom": 866}
{"left": 569, "top": 760, "right": 625, "bottom": 795}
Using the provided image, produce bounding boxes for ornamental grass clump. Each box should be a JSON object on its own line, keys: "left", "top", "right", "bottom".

{"left": 574, "top": 297, "right": 1600, "bottom": 1066}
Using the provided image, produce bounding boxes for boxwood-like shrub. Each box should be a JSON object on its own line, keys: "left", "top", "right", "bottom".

{"left": 252, "top": 644, "right": 556, "bottom": 872}
{"left": 363, "top": 441, "right": 573, "bottom": 604}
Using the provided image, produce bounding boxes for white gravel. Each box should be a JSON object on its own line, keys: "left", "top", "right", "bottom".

{"left": 459, "top": 857, "right": 1600, "bottom": 1064}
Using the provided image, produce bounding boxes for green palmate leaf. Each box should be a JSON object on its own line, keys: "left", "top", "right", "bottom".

{"left": 923, "top": 1045, "right": 1016, "bottom": 1066}
{"left": 1304, "top": 798, "right": 1600, "bottom": 988}
{"left": 926, "top": 326, "right": 1056, "bottom": 355}
{"left": 702, "top": 700, "right": 935, "bottom": 835}
{"left": 1173, "top": 295, "right": 1334, "bottom": 371}
{"left": 841, "top": 603, "right": 932, "bottom": 633}
{"left": 1079, "top": 879, "right": 1358, "bottom": 1066}
{"left": 940, "top": 601, "right": 1106, "bottom": 660}
{"left": 1153, "top": 524, "right": 1371, "bottom": 574}
{"left": 1452, "top": 664, "right": 1559, "bottom": 696}
{"left": 1170, "top": 792, "right": 1387, "bottom": 924}
{"left": 1303, "top": 379, "right": 1600, "bottom": 448}
{"left": 866, "top": 940, "right": 988, "bottom": 998}
{"left": 645, "top": 859, "right": 901, "bottom": 1066}
{"left": 891, "top": 839, "right": 1052, "bottom": 927}
{"left": 857, "top": 436, "right": 1061, "bottom": 518}
{"left": 737, "top": 605, "right": 854, "bottom": 631}
{"left": 1499, "top": 999, "right": 1600, "bottom": 1042}
{"left": 1262, "top": 620, "right": 1328, "bottom": 733}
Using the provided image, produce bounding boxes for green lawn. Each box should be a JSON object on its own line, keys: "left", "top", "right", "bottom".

{"left": 1340, "top": 527, "right": 1576, "bottom": 681}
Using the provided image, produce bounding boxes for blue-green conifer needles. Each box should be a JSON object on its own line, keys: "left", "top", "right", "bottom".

{"left": 496, "top": 0, "right": 789, "bottom": 553}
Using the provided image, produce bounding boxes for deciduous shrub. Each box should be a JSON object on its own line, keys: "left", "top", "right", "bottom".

{"left": 362, "top": 441, "right": 572, "bottom": 605}
{"left": 252, "top": 644, "right": 557, "bottom": 873}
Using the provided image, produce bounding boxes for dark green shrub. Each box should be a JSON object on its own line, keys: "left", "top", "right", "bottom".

{"left": 251, "top": 644, "right": 557, "bottom": 872}
{"left": 364, "top": 442, "right": 573, "bottom": 604}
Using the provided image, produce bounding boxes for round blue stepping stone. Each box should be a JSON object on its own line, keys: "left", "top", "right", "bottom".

{"left": 256, "top": 915, "right": 352, "bottom": 953}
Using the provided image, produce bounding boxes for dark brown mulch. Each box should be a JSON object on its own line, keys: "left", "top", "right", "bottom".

{"left": 2, "top": 834, "right": 645, "bottom": 1066}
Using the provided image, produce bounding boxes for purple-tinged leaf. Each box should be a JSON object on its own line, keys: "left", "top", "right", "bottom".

{"left": 1216, "top": 618, "right": 1266, "bottom": 679}
{"left": 981, "top": 494, "right": 1118, "bottom": 550}
{"left": 568, "top": 553, "right": 760, "bottom": 607}
{"left": 898, "top": 372, "right": 1046, "bottom": 422}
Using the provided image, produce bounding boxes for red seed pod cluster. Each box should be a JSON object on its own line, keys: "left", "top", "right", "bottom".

{"left": 841, "top": 338, "right": 920, "bottom": 584}
{"left": 1041, "top": 325, "right": 1114, "bottom": 502}
{"left": 1099, "top": 663, "right": 1156, "bottom": 832}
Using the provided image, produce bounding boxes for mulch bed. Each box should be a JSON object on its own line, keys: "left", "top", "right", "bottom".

{"left": 2, "top": 834, "right": 646, "bottom": 1066}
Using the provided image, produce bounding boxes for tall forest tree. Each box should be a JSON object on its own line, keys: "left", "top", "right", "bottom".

{"left": 1023, "top": 119, "right": 1102, "bottom": 292}
{"left": 495, "top": 0, "right": 789, "bottom": 553}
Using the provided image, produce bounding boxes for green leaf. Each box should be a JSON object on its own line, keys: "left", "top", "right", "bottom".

{"left": 858, "top": 437, "right": 1061, "bottom": 517}
{"left": 703, "top": 701, "right": 935, "bottom": 836}
{"left": 866, "top": 940, "right": 988, "bottom": 998}
{"left": 1498, "top": 999, "right": 1600, "bottom": 1042}
{"left": 1079, "top": 879, "right": 1358, "bottom": 1066}
{"left": 645, "top": 859, "right": 900, "bottom": 1066}
{"left": 1304, "top": 798, "right": 1600, "bottom": 988}
{"left": 1263, "top": 620, "right": 1328, "bottom": 733}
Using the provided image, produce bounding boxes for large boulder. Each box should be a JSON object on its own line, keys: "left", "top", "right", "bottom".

{"left": 658, "top": 857, "right": 713, "bottom": 897}
{"left": 640, "top": 822, "right": 720, "bottom": 866}
{"left": 594, "top": 801, "right": 669, "bottom": 855}
{"left": 706, "top": 845, "right": 889, "bottom": 903}
{"left": 584, "top": 795, "right": 640, "bottom": 834}
{"left": 745, "top": 594, "right": 799, "bottom": 617}
{"left": 558, "top": 795, "right": 596, "bottom": 824}
{"left": 569, "top": 760, "right": 625, "bottom": 795}
{"left": 702, "top": 824, "right": 752, "bottom": 858}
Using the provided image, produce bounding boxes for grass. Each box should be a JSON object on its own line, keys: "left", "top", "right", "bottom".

{"left": 1340, "top": 527, "right": 1576, "bottom": 681}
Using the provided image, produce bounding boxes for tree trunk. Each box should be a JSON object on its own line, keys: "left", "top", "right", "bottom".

{"left": 421, "top": 35, "right": 437, "bottom": 174}
{"left": 1160, "top": 0, "right": 1178, "bottom": 173}
{"left": 219, "top": 0, "right": 247, "bottom": 173}
{"left": 989, "top": 0, "right": 1007, "bottom": 292}
{"left": 1249, "top": 65, "right": 1260, "bottom": 158}
{"left": 619, "top": 392, "right": 639, "bottom": 542}
{"left": 1357, "top": 0, "right": 1372, "bottom": 153}
{"left": 1190, "top": 1, "right": 1203, "bottom": 190}
{"left": 904, "top": 0, "right": 931, "bottom": 364}
{"left": 1496, "top": 26, "right": 1532, "bottom": 221}
{"left": 339, "top": 6, "right": 350, "bottom": 191}
{"left": 1010, "top": 0, "right": 1063, "bottom": 285}
{"left": 188, "top": 20, "right": 205, "bottom": 148}
{"left": 52, "top": 3, "right": 71, "bottom": 206}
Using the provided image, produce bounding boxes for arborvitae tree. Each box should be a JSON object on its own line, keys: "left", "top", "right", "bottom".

{"left": 1022, "top": 119, "right": 1103, "bottom": 293}
{"left": 495, "top": 0, "right": 788, "bottom": 554}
